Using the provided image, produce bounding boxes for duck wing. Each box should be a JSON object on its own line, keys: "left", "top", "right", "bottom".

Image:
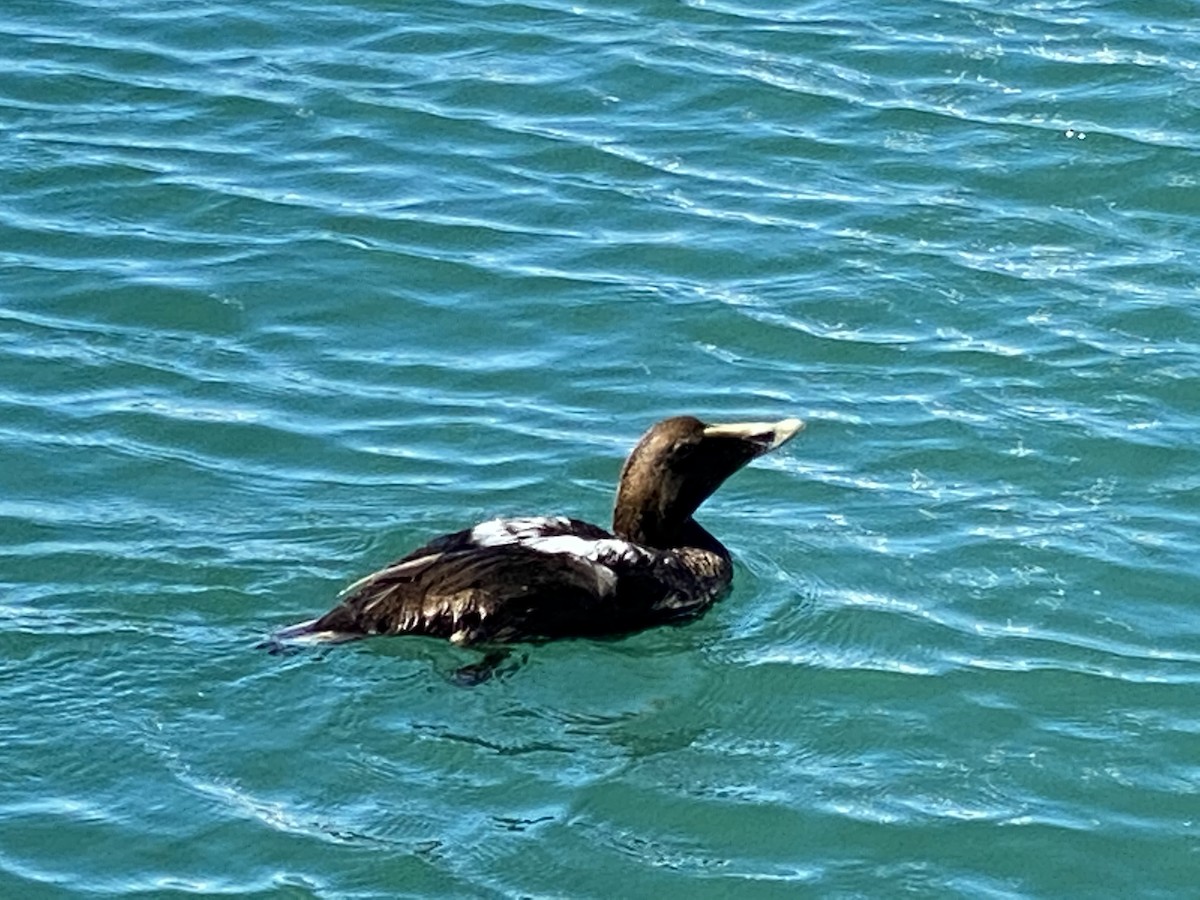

{"left": 276, "top": 517, "right": 636, "bottom": 645}
{"left": 316, "top": 542, "right": 625, "bottom": 644}
{"left": 273, "top": 516, "right": 728, "bottom": 647}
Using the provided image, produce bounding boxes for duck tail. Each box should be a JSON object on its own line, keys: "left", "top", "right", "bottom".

{"left": 260, "top": 615, "right": 362, "bottom": 653}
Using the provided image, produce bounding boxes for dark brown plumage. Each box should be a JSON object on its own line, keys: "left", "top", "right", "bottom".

{"left": 273, "top": 415, "right": 802, "bottom": 650}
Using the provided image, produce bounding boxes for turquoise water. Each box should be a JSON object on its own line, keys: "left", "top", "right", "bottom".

{"left": 3, "top": 0, "right": 1199, "bottom": 895}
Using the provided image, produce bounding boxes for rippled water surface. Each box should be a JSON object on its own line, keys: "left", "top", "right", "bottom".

{"left": 3, "top": 0, "right": 1199, "bottom": 896}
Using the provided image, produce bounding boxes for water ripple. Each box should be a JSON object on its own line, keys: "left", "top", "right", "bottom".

{"left": 4, "top": 0, "right": 1200, "bottom": 895}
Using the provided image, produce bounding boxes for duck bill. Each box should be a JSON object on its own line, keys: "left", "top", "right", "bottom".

{"left": 702, "top": 417, "right": 805, "bottom": 455}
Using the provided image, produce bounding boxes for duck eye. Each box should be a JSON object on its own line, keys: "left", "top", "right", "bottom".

{"left": 671, "top": 440, "right": 697, "bottom": 459}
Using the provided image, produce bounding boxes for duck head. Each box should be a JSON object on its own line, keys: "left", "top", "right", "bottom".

{"left": 612, "top": 415, "right": 803, "bottom": 548}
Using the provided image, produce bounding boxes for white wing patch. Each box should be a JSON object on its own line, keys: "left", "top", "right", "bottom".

{"left": 469, "top": 516, "right": 652, "bottom": 596}
{"left": 470, "top": 516, "right": 574, "bottom": 546}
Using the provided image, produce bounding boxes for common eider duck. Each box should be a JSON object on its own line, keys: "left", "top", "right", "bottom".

{"left": 274, "top": 415, "right": 802, "bottom": 658}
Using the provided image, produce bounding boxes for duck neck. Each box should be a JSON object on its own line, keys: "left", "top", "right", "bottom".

{"left": 678, "top": 518, "right": 731, "bottom": 560}
{"left": 613, "top": 509, "right": 729, "bottom": 559}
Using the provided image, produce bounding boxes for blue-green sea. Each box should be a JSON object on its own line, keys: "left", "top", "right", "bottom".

{"left": 3, "top": 0, "right": 1198, "bottom": 896}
